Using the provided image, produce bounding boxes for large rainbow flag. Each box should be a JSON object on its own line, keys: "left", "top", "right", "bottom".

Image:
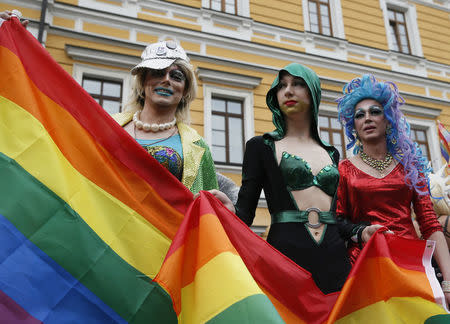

{"left": 0, "top": 17, "right": 448, "bottom": 323}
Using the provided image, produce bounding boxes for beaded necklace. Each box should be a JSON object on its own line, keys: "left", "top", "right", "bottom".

{"left": 133, "top": 110, "right": 176, "bottom": 132}
{"left": 360, "top": 151, "right": 393, "bottom": 173}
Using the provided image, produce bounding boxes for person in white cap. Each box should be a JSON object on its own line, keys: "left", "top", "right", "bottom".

{"left": 113, "top": 40, "right": 218, "bottom": 194}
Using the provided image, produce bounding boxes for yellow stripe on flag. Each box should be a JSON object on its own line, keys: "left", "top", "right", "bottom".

{"left": 179, "top": 251, "right": 263, "bottom": 323}
{"left": 335, "top": 297, "right": 446, "bottom": 324}
{"left": 0, "top": 95, "right": 170, "bottom": 277}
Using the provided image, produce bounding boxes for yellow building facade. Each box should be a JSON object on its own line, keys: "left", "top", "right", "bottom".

{"left": 3, "top": 0, "right": 449, "bottom": 235}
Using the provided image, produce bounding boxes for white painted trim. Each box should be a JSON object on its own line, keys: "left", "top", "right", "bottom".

{"left": 302, "top": 0, "right": 311, "bottom": 32}
{"left": 380, "top": 0, "right": 424, "bottom": 57}
{"left": 330, "top": 0, "right": 345, "bottom": 38}
{"left": 410, "top": 0, "right": 450, "bottom": 10}
{"left": 203, "top": 84, "right": 254, "bottom": 158}
{"left": 197, "top": 67, "right": 261, "bottom": 89}
{"left": 72, "top": 63, "right": 131, "bottom": 113}
{"left": 407, "top": 117, "right": 441, "bottom": 170}
{"left": 66, "top": 45, "right": 139, "bottom": 69}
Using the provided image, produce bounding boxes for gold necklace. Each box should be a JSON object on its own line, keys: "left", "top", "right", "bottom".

{"left": 360, "top": 151, "right": 393, "bottom": 173}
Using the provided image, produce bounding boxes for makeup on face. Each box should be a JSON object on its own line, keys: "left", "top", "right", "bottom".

{"left": 277, "top": 74, "right": 311, "bottom": 115}
{"left": 354, "top": 105, "right": 384, "bottom": 120}
{"left": 143, "top": 65, "right": 186, "bottom": 109}
{"left": 277, "top": 76, "right": 307, "bottom": 91}
{"left": 148, "top": 68, "right": 186, "bottom": 83}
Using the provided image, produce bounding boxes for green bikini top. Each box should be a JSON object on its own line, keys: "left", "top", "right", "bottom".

{"left": 279, "top": 151, "right": 339, "bottom": 196}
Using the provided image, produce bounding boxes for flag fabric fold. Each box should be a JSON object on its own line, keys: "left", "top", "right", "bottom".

{"left": 0, "top": 17, "right": 448, "bottom": 323}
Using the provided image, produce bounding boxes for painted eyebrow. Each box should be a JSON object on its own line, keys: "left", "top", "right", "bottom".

{"left": 355, "top": 105, "right": 383, "bottom": 110}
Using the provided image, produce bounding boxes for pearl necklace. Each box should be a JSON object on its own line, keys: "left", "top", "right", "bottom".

{"left": 360, "top": 151, "right": 393, "bottom": 173}
{"left": 133, "top": 110, "right": 176, "bottom": 132}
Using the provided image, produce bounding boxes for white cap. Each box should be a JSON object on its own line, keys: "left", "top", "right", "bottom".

{"left": 131, "top": 40, "right": 189, "bottom": 75}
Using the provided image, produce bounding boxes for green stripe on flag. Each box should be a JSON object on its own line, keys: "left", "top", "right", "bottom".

{"left": 207, "top": 294, "right": 284, "bottom": 324}
{"left": 0, "top": 152, "right": 176, "bottom": 323}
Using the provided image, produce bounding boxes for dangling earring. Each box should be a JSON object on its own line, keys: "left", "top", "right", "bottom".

{"left": 386, "top": 124, "right": 392, "bottom": 135}
{"left": 385, "top": 124, "right": 396, "bottom": 144}
{"left": 355, "top": 134, "right": 363, "bottom": 152}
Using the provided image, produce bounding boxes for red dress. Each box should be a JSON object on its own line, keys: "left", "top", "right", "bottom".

{"left": 337, "top": 159, "right": 442, "bottom": 264}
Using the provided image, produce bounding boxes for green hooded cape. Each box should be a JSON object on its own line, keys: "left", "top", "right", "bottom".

{"left": 264, "top": 63, "right": 338, "bottom": 160}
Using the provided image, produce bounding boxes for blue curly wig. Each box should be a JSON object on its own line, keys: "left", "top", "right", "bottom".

{"left": 336, "top": 74, "right": 431, "bottom": 194}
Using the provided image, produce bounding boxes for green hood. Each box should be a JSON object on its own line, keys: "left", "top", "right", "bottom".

{"left": 265, "top": 63, "right": 327, "bottom": 148}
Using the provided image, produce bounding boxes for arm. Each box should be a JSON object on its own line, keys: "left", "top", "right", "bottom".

{"left": 234, "top": 137, "right": 264, "bottom": 226}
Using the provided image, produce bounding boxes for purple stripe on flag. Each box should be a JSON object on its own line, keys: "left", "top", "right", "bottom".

{"left": 0, "top": 289, "right": 42, "bottom": 324}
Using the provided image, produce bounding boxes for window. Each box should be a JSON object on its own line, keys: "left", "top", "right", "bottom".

{"left": 308, "top": 0, "right": 332, "bottom": 36}
{"left": 82, "top": 77, "right": 123, "bottom": 114}
{"left": 410, "top": 128, "right": 431, "bottom": 161}
{"left": 319, "top": 115, "right": 346, "bottom": 159}
{"left": 210, "top": 0, "right": 237, "bottom": 14}
{"left": 388, "top": 8, "right": 411, "bottom": 54}
{"left": 380, "top": 1, "right": 422, "bottom": 57}
{"left": 199, "top": 70, "right": 258, "bottom": 169}
{"left": 211, "top": 97, "right": 245, "bottom": 165}
{"left": 201, "top": 0, "right": 250, "bottom": 17}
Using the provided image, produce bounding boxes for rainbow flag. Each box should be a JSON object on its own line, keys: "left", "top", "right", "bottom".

{"left": 437, "top": 120, "right": 450, "bottom": 164}
{"left": 0, "top": 17, "right": 448, "bottom": 323}
{"left": 0, "top": 17, "right": 336, "bottom": 323}
{"left": 327, "top": 230, "right": 448, "bottom": 323}
{"left": 0, "top": 16, "right": 192, "bottom": 323}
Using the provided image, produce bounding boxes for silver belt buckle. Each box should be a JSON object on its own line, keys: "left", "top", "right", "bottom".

{"left": 305, "top": 207, "right": 322, "bottom": 229}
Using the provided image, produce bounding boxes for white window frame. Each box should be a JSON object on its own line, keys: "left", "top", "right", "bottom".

{"left": 203, "top": 85, "right": 254, "bottom": 168}
{"left": 302, "top": 0, "right": 345, "bottom": 38}
{"left": 201, "top": 0, "right": 250, "bottom": 16}
{"left": 407, "top": 117, "right": 441, "bottom": 171}
{"left": 72, "top": 64, "right": 131, "bottom": 113}
{"left": 380, "top": 0, "right": 423, "bottom": 57}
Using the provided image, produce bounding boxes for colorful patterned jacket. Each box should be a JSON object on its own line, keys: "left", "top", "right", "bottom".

{"left": 113, "top": 111, "right": 218, "bottom": 194}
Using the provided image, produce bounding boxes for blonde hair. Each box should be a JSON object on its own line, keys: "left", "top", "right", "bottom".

{"left": 124, "top": 59, "right": 197, "bottom": 124}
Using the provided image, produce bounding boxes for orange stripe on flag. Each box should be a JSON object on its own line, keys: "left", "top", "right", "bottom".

{"left": 331, "top": 257, "right": 434, "bottom": 319}
{"left": 327, "top": 232, "right": 446, "bottom": 323}
{"left": 155, "top": 212, "right": 238, "bottom": 314}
